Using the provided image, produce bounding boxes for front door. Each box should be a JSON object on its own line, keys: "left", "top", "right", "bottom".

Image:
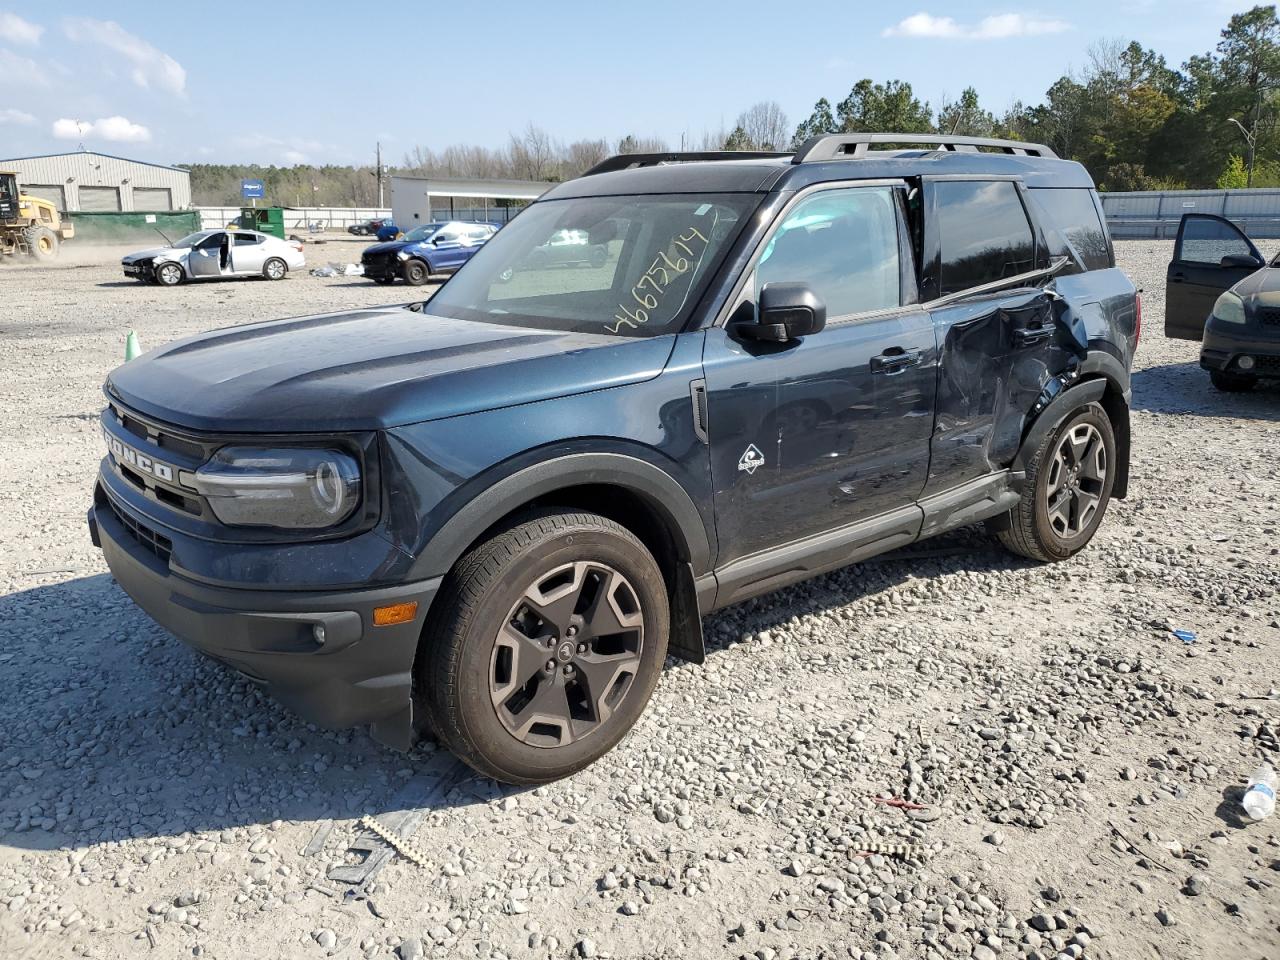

{"left": 702, "top": 184, "right": 936, "bottom": 570}
{"left": 1166, "top": 214, "right": 1264, "bottom": 340}
{"left": 188, "top": 232, "right": 227, "bottom": 278}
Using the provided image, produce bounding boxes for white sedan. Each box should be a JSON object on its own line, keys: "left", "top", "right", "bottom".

{"left": 121, "top": 229, "right": 306, "bottom": 286}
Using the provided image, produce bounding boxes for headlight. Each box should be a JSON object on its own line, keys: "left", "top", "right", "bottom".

{"left": 1212, "top": 291, "right": 1247, "bottom": 325}
{"left": 396, "top": 250, "right": 410, "bottom": 261}
{"left": 193, "top": 447, "right": 360, "bottom": 528}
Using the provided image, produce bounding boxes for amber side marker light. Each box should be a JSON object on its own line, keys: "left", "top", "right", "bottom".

{"left": 373, "top": 601, "right": 419, "bottom": 626}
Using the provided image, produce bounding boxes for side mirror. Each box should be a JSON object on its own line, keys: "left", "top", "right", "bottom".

{"left": 737, "top": 283, "right": 827, "bottom": 342}
{"left": 1221, "top": 253, "right": 1263, "bottom": 269}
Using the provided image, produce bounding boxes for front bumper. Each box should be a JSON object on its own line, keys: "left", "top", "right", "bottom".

{"left": 1200, "top": 321, "right": 1280, "bottom": 377}
{"left": 361, "top": 259, "right": 400, "bottom": 281}
{"left": 90, "top": 489, "right": 439, "bottom": 750}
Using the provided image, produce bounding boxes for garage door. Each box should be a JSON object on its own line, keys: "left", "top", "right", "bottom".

{"left": 79, "top": 186, "right": 121, "bottom": 212}
{"left": 133, "top": 187, "right": 172, "bottom": 211}
{"left": 23, "top": 184, "right": 66, "bottom": 211}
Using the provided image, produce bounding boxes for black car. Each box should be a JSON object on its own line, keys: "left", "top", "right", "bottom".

{"left": 1165, "top": 212, "right": 1280, "bottom": 391}
{"left": 89, "top": 133, "right": 1137, "bottom": 784}
{"left": 348, "top": 218, "right": 388, "bottom": 236}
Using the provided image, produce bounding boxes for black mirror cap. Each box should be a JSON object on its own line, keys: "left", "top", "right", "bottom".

{"left": 741, "top": 282, "right": 827, "bottom": 342}
{"left": 1221, "top": 253, "right": 1263, "bottom": 269}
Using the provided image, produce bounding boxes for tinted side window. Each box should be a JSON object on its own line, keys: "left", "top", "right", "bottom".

{"left": 1028, "top": 188, "right": 1111, "bottom": 271}
{"left": 756, "top": 186, "right": 901, "bottom": 318}
{"left": 1178, "top": 217, "right": 1253, "bottom": 265}
{"left": 935, "top": 180, "right": 1034, "bottom": 295}
{"left": 232, "top": 232, "right": 262, "bottom": 246}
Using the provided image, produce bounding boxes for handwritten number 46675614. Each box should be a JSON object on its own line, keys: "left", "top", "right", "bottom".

{"left": 607, "top": 227, "right": 708, "bottom": 334}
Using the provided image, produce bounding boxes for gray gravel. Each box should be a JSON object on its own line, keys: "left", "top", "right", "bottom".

{"left": 1, "top": 241, "right": 1279, "bottom": 959}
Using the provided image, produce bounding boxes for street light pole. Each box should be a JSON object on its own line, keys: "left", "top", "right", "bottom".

{"left": 1229, "top": 117, "right": 1258, "bottom": 188}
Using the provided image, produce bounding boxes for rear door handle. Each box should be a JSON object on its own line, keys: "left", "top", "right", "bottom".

{"left": 870, "top": 348, "right": 921, "bottom": 374}
{"left": 1013, "top": 326, "right": 1053, "bottom": 347}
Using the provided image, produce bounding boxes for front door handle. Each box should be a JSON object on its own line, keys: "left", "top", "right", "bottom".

{"left": 1170, "top": 272, "right": 1185, "bottom": 282}
{"left": 870, "top": 348, "right": 922, "bottom": 374}
{"left": 1013, "top": 325, "right": 1053, "bottom": 347}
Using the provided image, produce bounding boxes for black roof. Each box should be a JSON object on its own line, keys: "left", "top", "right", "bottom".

{"left": 543, "top": 134, "right": 1094, "bottom": 200}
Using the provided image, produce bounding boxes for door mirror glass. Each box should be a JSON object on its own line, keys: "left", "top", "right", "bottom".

{"left": 1221, "top": 252, "right": 1263, "bottom": 269}
{"left": 739, "top": 282, "right": 826, "bottom": 342}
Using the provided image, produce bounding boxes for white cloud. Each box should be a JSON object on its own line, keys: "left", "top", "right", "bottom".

{"left": 62, "top": 17, "right": 185, "bottom": 96}
{"left": 53, "top": 115, "right": 151, "bottom": 142}
{"left": 0, "top": 12, "right": 42, "bottom": 45}
{"left": 0, "top": 107, "right": 35, "bottom": 124}
{"left": 883, "top": 12, "right": 1071, "bottom": 39}
{"left": 0, "top": 47, "right": 47, "bottom": 85}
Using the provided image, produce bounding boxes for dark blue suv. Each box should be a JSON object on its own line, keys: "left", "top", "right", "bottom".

{"left": 361, "top": 220, "right": 498, "bottom": 285}
{"left": 89, "top": 134, "right": 1138, "bottom": 784}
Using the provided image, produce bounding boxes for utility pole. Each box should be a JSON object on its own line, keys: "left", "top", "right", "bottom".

{"left": 1229, "top": 116, "right": 1259, "bottom": 188}
{"left": 375, "top": 141, "right": 384, "bottom": 208}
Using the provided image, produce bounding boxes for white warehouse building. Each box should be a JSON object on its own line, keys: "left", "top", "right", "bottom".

{"left": 0, "top": 151, "right": 192, "bottom": 213}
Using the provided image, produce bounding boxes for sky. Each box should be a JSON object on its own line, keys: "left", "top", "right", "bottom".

{"left": 0, "top": 1, "right": 1266, "bottom": 168}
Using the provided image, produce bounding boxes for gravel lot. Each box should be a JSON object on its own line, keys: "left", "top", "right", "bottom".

{"left": 1, "top": 241, "right": 1278, "bottom": 960}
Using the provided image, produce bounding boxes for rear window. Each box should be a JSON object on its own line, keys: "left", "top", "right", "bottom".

{"left": 1029, "top": 188, "right": 1111, "bottom": 271}
{"left": 934, "top": 180, "right": 1036, "bottom": 296}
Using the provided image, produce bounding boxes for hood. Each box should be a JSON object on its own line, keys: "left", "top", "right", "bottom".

{"left": 362, "top": 240, "right": 410, "bottom": 257}
{"left": 105, "top": 306, "right": 675, "bottom": 433}
{"left": 122, "top": 246, "right": 177, "bottom": 263}
{"left": 1233, "top": 265, "right": 1280, "bottom": 303}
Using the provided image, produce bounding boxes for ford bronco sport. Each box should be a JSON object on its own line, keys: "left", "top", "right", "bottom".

{"left": 89, "top": 134, "right": 1138, "bottom": 785}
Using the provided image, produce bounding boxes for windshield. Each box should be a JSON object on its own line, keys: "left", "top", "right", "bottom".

{"left": 171, "top": 231, "right": 214, "bottom": 249}
{"left": 424, "top": 194, "right": 758, "bottom": 337}
{"left": 403, "top": 223, "right": 444, "bottom": 242}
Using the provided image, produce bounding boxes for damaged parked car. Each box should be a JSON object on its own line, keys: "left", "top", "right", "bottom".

{"left": 121, "top": 229, "right": 306, "bottom": 286}
{"left": 91, "top": 134, "right": 1137, "bottom": 784}
{"left": 1165, "top": 212, "right": 1280, "bottom": 391}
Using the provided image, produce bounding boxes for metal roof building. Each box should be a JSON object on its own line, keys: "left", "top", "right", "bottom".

{"left": 0, "top": 151, "right": 191, "bottom": 213}
{"left": 390, "top": 175, "right": 552, "bottom": 226}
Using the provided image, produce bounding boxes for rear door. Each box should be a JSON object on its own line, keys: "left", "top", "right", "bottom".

{"left": 1166, "top": 214, "right": 1264, "bottom": 340}
{"left": 921, "top": 177, "right": 1066, "bottom": 493}
{"left": 230, "top": 231, "right": 267, "bottom": 274}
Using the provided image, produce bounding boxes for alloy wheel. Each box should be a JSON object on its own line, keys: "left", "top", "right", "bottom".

{"left": 1044, "top": 422, "right": 1107, "bottom": 538}
{"left": 490, "top": 561, "right": 644, "bottom": 748}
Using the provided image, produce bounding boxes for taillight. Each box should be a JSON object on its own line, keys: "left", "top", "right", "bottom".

{"left": 1134, "top": 293, "right": 1142, "bottom": 347}
{"left": 288, "top": 240, "right": 303, "bottom": 252}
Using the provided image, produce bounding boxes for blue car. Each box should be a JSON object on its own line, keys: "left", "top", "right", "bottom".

{"left": 361, "top": 221, "right": 498, "bottom": 285}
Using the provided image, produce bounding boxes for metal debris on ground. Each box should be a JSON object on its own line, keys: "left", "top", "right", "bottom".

{"left": 849, "top": 839, "right": 922, "bottom": 863}
{"left": 358, "top": 814, "right": 429, "bottom": 866}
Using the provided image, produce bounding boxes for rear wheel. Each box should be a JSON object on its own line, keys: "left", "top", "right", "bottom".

{"left": 263, "top": 257, "right": 287, "bottom": 281}
{"left": 402, "top": 259, "right": 430, "bottom": 285}
{"left": 419, "top": 510, "right": 669, "bottom": 785}
{"left": 24, "top": 225, "right": 58, "bottom": 261}
{"left": 1210, "top": 369, "right": 1257, "bottom": 392}
{"left": 990, "top": 402, "right": 1116, "bottom": 562}
{"left": 155, "top": 261, "right": 183, "bottom": 286}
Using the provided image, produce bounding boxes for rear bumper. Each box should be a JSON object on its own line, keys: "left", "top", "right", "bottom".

{"left": 90, "top": 493, "right": 437, "bottom": 750}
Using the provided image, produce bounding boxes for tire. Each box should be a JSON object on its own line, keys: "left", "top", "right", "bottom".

{"left": 589, "top": 245, "right": 608, "bottom": 268}
{"left": 1210, "top": 369, "right": 1257, "bottom": 392}
{"left": 402, "top": 259, "right": 430, "bottom": 286}
{"left": 989, "top": 402, "right": 1116, "bottom": 562}
{"left": 419, "top": 509, "right": 670, "bottom": 785}
{"left": 155, "top": 261, "right": 184, "bottom": 286}
{"left": 263, "top": 257, "right": 287, "bottom": 281}
{"left": 24, "top": 225, "right": 58, "bottom": 261}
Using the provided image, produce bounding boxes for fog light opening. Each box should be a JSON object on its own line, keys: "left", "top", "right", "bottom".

{"left": 1238, "top": 355, "right": 1256, "bottom": 371}
{"left": 312, "top": 623, "right": 327, "bottom": 646}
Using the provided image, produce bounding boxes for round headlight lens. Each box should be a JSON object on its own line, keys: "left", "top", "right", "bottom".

{"left": 1212, "top": 291, "right": 1247, "bottom": 325}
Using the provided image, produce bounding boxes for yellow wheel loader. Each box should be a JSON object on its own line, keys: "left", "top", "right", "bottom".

{"left": 0, "top": 170, "right": 74, "bottom": 261}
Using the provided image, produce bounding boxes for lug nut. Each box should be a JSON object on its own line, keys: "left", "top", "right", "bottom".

{"left": 577, "top": 643, "right": 587, "bottom": 654}
{"left": 545, "top": 660, "right": 556, "bottom": 671}
{"left": 563, "top": 664, "right": 574, "bottom": 675}
{"left": 566, "top": 625, "right": 578, "bottom": 637}
{"left": 545, "top": 637, "right": 555, "bottom": 648}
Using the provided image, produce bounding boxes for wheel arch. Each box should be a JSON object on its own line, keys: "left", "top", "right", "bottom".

{"left": 413, "top": 452, "right": 712, "bottom": 669}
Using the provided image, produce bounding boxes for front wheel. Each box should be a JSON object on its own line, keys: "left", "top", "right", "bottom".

{"left": 154, "top": 261, "right": 184, "bottom": 286}
{"left": 989, "top": 402, "right": 1116, "bottom": 562}
{"left": 419, "top": 510, "right": 670, "bottom": 785}
{"left": 24, "top": 225, "right": 58, "bottom": 261}
{"left": 402, "top": 259, "right": 430, "bottom": 285}
{"left": 1210, "top": 369, "right": 1257, "bottom": 392}
{"left": 263, "top": 257, "right": 287, "bottom": 281}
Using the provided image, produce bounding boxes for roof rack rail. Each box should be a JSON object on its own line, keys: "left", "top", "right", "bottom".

{"left": 583, "top": 150, "right": 791, "bottom": 176}
{"left": 792, "top": 133, "right": 1058, "bottom": 163}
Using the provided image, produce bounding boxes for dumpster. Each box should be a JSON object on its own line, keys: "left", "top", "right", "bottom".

{"left": 238, "top": 206, "right": 286, "bottom": 239}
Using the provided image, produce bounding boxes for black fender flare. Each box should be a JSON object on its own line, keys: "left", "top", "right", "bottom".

{"left": 1012, "top": 379, "right": 1107, "bottom": 478}
{"left": 414, "top": 451, "right": 713, "bottom": 580}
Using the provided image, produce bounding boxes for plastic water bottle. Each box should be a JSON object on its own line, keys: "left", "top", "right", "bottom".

{"left": 1242, "top": 763, "right": 1277, "bottom": 821}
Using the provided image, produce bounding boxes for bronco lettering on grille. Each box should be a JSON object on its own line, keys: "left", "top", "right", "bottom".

{"left": 103, "top": 428, "right": 176, "bottom": 483}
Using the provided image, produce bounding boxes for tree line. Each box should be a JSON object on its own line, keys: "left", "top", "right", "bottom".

{"left": 181, "top": 5, "right": 1280, "bottom": 205}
